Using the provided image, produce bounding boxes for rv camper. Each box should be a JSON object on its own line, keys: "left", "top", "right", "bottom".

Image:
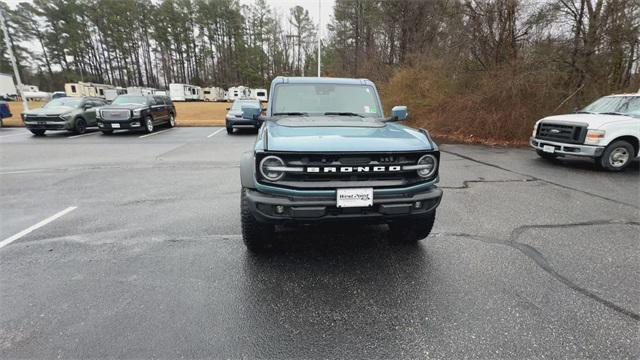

{"left": 169, "top": 83, "right": 201, "bottom": 101}
{"left": 18, "top": 84, "right": 39, "bottom": 93}
{"left": 65, "top": 82, "right": 114, "bottom": 98}
{"left": 251, "top": 88, "right": 268, "bottom": 102}
{"left": 227, "top": 86, "right": 250, "bottom": 102}
{"left": 0, "top": 73, "right": 17, "bottom": 99}
{"left": 126, "top": 87, "right": 155, "bottom": 96}
{"left": 203, "top": 87, "right": 226, "bottom": 101}
{"left": 105, "top": 87, "right": 127, "bottom": 101}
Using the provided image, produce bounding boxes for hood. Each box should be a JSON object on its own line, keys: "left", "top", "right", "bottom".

{"left": 24, "top": 106, "right": 75, "bottom": 116}
{"left": 263, "top": 116, "right": 433, "bottom": 152}
{"left": 101, "top": 103, "right": 145, "bottom": 110}
{"left": 540, "top": 113, "right": 637, "bottom": 128}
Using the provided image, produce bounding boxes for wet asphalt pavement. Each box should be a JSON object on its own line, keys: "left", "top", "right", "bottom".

{"left": 0, "top": 126, "right": 638, "bottom": 359}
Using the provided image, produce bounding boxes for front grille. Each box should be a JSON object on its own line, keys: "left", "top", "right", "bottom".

{"left": 536, "top": 122, "right": 587, "bottom": 144}
{"left": 27, "top": 116, "right": 60, "bottom": 122}
{"left": 101, "top": 109, "right": 131, "bottom": 121}
{"left": 258, "top": 152, "right": 438, "bottom": 189}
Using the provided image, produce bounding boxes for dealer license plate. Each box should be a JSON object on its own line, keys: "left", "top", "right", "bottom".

{"left": 543, "top": 145, "right": 555, "bottom": 153}
{"left": 336, "top": 188, "right": 373, "bottom": 208}
{"left": 111, "top": 123, "right": 120, "bottom": 128}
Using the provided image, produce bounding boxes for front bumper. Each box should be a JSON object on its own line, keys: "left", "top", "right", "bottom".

{"left": 23, "top": 121, "right": 70, "bottom": 130}
{"left": 98, "top": 118, "right": 142, "bottom": 130}
{"left": 227, "top": 117, "right": 259, "bottom": 129}
{"left": 530, "top": 137, "right": 604, "bottom": 157}
{"left": 246, "top": 186, "right": 443, "bottom": 224}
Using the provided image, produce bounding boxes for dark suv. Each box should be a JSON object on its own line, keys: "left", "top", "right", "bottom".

{"left": 97, "top": 95, "right": 176, "bottom": 134}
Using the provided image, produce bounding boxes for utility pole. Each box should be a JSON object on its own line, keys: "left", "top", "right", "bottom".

{"left": 317, "top": 0, "right": 321, "bottom": 77}
{"left": 0, "top": 7, "right": 28, "bottom": 111}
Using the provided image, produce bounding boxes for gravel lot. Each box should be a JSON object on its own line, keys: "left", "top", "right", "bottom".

{"left": 0, "top": 126, "right": 638, "bottom": 359}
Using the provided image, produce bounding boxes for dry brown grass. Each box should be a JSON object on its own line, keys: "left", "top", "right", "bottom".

{"left": 2, "top": 101, "right": 228, "bottom": 127}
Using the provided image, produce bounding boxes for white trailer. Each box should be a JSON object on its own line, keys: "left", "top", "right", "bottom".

{"left": 202, "top": 87, "right": 226, "bottom": 101}
{"left": 169, "top": 83, "right": 191, "bottom": 101}
{"left": 227, "top": 86, "right": 250, "bottom": 101}
{"left": 23, "top": 91, "right": 51, "bottom": 101}
{"left": 251, "top": 88, "right": 268, "bottom": 102}
{"left": 18, "top": 84, "right": 39, "bottom": 93}
{"left": 65, "top": 82, "right": 114, "bottom": 98}
{"left": 155, "top": 90, "right": 167, "bottom": 96}
{"left": 0, "top": 73, "right": 17, "bottom": 99}
{"left": 126, "top": 87, "right": 156, "bottom": 96}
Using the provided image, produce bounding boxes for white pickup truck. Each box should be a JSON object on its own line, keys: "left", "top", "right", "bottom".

{"left": 530, "top": 93, "right": 640, "bottom": 171}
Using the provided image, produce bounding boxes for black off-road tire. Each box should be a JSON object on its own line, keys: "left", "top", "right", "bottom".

{"left": 241, "top": 188, "right": 275, "bottom": 252}
{"left": 536, "top": 149, "right": 558, "bottom": 160}
{"left": 388, "top": 211, "right": 436, "bottom": 244}
{"left": 596, "top": 140, "right": 635, "bottom": 171}
{"left": 30, "top": 129, "right": 46, "bottom": 136}
{"left": 74, "top": 118, "right": 87, "bottom": 135}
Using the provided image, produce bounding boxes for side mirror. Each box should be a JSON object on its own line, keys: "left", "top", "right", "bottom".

{"left": 391, "top": 105, "right": 408, "bottom": 121}
{"left": 83, "top": 105, "right": 92, "bottom": 110}
{"left": 242, "top": 104, "right": 261, "bottom": 120}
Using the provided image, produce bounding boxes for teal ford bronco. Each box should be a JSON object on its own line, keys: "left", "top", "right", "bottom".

{"left": 239, "top": 77, "right": 442, "bottom": 251}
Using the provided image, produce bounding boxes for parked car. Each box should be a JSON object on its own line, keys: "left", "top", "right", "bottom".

{"left": 238, "top": 77, "right": 442, "bottom": 251}
{"left": 530, "top": 93, "right": 640, "bottom": 171}
{"left": 0, "top": 100, "right": 11, "bottom": 127}
{"left": 225, "top": 98, "right": 262, "bottom": 134}
{"left": 96, "top": 94, "right": 176, "bottom": 134}
{"left": 21, "top": 97, "right": 106, "bottom": 136}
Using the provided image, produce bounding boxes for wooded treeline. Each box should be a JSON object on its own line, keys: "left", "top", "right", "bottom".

{"left": 2, "top": 0, "right": 639, "bottom": 141}
{"left": 1, "top": 0, "right": 317, "bottom": 90}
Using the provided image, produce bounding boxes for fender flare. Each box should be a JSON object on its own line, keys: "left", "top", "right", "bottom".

{"left": 240, "top": 151, "right": 257, "bottom": 189}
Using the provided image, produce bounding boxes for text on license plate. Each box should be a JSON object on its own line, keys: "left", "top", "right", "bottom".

{"left": 336, "top": 188, "right": 373, "bottom": 208}
{"left": 543, "top": 145, "right": 555, "bottom": 153}
{"left": 111, "top": 123, "right": 120, "bottom": 128}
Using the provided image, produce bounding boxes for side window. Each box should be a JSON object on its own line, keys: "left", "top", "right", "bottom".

{"left": 164, "top": 97, "right": 172, "bottom": 106}
{"left": 71, "top": 85, "right": 77, "bottom": 93}
{"left": 154, "top": 96, "right": 164, "bottom": 105}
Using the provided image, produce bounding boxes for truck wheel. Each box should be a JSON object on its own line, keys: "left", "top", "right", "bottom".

{"left": 597, "top": 140, "right": 634, "bottom": 171}
{"left": 144, "top": 116, "right": 154, "bottom": 133}
{"left": 167, "top": 113, "right": 176, "bottom": 128}
{"left": 30, "top": 129, "right": 46, "bottom": 136}
{"left": 388, "top": 211, "right": 436, "bottom": 244}
{"left": 241, "top": 188, "right": 274, "bottom": 252}
{"left": 226, "top": 126, "right": 233, "bottom": 134}
{"left": 536, "top": 149, "right": 558, "bottom": 160}
{"left": 74, "top": 118, "right": 87, "bottom": 134}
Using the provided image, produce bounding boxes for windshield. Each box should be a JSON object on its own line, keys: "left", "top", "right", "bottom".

{"left": 112, "top": 96, "right": 148, "bottom": 106}
{"left": 581, "top": 96, "right": 640, "bottom": 116}
{"left": 272, "top": 84, "right": 380, "bottom": 117}
{"left": 231, "top": 100, "right": 259, "bottom": 110}
{"left": 43, "top": 98, "right": 82, "bottom": 108}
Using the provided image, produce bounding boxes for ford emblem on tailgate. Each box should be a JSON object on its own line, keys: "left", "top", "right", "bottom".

{"left": 550, "top": 129, "right": 560, "bottom": 134}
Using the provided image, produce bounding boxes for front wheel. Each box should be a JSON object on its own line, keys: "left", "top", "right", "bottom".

{"left": 74, "top": 118, "right": 87, "bottom": 134}
{"left": 226, "top": 126, "right": 233, "bottom": 134}
{"left": 144, "top": 116, "right": 154, "bottom": 133}
{"left": 30, "top": 129, "right": 46, "bottom": 136}
{"left": 596, "top": 140, "right": 634, "bottom": 171}
{"left": 388, "top": 211, "right": 436, "bottom": 244}
{"left": 241, "top": 188, "right": 275, "bottom": 252}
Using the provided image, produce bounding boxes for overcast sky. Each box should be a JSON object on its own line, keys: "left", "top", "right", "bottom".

{"left": 5, "top": 0, "right": 335, "bottom": 37}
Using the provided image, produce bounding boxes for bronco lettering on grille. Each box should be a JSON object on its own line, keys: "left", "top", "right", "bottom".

{"left": 305, "top": 166, "right": 402, "bottom": 173}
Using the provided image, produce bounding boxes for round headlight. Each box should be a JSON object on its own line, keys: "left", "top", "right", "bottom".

{"left": 259, "top": 155, "right": 285, "bottom": 181}
{"left": 416, "top": 154, "right": 437, "bottom": 178}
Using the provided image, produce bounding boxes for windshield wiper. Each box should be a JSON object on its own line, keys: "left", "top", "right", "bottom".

{"left": 323, "top": 112, "right": 364, "bottom": 117}
{"left": 599, "top": 112, "right": 625, "bottom": 116}
{"left": 273, "top": 112, "right": 308, "bottom": 116}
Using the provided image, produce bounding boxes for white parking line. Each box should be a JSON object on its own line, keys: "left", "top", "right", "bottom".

{"left": 68, "top": 131, "right": 99, "bottom": 139}
{"left": 0, "top": 206, "right": 77, "bottom": 249}
{"left": 139, "top": 129, "right": 172, "bottom": 139}
{"left": 0, "top": 131, "right": 29, "bottom": 138}
{"left": 207, "top": 128, "right": 224, "bottom": 138}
